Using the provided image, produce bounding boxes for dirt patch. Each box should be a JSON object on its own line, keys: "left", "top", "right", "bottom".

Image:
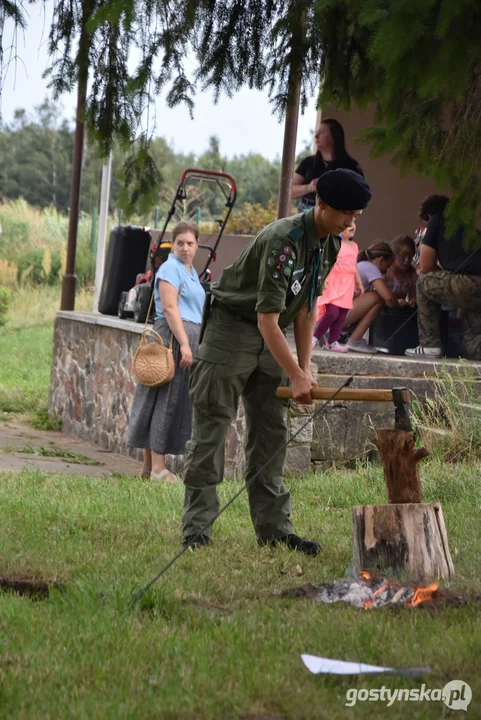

{"left": 0, "top": 576, "right": 64, "bottom": 599}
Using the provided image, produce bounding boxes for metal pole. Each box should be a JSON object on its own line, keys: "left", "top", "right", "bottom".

{"left": 277, "top": 73, "right": 301, "bottom": 219}
{"left": 92, "top": 155, "right": 112, "bottom": 312}
{"left": 90, "top": 207, "right": 98, "bottom": 255}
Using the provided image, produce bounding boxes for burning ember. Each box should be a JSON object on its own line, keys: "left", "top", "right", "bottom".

{"left": 282, "top": 571, "right": 463, "bottom": 610}
{"left": 358, "top": 572, "right": 439, "bottom": 610}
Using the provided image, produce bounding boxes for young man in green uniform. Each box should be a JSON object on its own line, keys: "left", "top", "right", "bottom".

{"left": 182, "top": 169, "right": 372, "bottom": 554}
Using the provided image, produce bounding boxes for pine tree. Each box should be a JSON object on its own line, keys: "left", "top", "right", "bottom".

{"left": 6, "top": 1, "right": 481, "bottom": 226}
{"left": 316, "top": 0, "right": 481, "bottom": 234}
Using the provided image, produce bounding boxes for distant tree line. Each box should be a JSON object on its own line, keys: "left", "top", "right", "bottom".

{"left": 0, "top": 98, "right": 310, "bottom": 221}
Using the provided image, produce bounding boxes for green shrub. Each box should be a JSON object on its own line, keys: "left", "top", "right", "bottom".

{"left": 32, "top": 407, "right": 63, "bottom": 431}
{"left": 0, "top": 286, "right": 10, "bottom": 327}
{"left": 17, "top": 248, "right": 62, "bottom": 285}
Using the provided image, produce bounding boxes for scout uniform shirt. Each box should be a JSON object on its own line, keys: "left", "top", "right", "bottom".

{"left": 212, "top": 208, "right": 340, "bottom": 328}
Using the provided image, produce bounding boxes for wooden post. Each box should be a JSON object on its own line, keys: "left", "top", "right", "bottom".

{"left": 374, "top": 429, "right": 429, "bottom": 504}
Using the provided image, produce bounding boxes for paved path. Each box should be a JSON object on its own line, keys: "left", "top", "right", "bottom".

{"left": 0, "top": 419, "right": 141, "bottom": 477}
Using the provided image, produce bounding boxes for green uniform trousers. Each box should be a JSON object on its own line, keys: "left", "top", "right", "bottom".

{"left": 182, "top": 306, "right": 294, "bottom": 540}
{"left": 417, "top": 271, "right": 481, "bottom": 360}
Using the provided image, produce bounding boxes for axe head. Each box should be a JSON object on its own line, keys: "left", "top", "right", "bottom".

{"left": 392, "top": 387, "right": 414, "bottom": 432}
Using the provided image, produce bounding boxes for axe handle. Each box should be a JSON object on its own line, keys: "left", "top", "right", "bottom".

{"left": 277, "top": 387, "right": 409, "bottom": 403}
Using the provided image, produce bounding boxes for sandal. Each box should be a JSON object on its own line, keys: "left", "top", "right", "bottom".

{"left": 150, "top": 469, "right": 181, "bottom": 484}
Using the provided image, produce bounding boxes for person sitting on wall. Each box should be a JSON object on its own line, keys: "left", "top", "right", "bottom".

{"left": 342, "top": 242, "right": 399, "bottom": 353}
{"left": 405, "top": 195, "right": 481, "bottom": 360}
{"left": 385, "top": 235, "right": 417, "bottom": 307}
{"left": 291, "top": 118, "right": 364, "bottom": 213}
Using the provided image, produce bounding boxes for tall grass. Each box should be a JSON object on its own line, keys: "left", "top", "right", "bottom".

{"left": 6, "top": 286, "right": 94, "bottom": 330}
{"left": 413, "top": 365, "right": 481, "bottom": 462}
{"left": 0, "top": 199, "right": 101, "bottom": 288}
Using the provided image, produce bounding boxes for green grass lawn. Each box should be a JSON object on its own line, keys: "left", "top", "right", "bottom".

{"left": 1, "top": 311, "right": 480, "bottom": 718}
{"left": 1, "top": 463, "right": 480, "bottom": 719}
{"left": 0, "top": 325, "right": 54, "bottom": 415}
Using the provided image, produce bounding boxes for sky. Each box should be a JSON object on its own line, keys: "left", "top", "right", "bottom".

{"left": 1, "top": 2, "right": 319, "bottom": 160}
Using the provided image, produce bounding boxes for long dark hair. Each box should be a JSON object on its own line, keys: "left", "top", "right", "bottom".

{"left": 357, "top": 242, "right": 395, "bottom": 263}
{"left": 419, "top": 195, "right": 449, "bottom": 222}
{"left": 321, "top": 118, "right": 355, "bottom": 163}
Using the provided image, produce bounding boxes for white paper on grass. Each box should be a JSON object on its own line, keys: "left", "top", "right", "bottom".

{"left": 301, "top": 654, "right": 394, "bottom": 675}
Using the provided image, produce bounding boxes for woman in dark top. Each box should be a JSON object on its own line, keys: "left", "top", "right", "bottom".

{"left": 292, "top": 118, "right": 364, "bottom": 212}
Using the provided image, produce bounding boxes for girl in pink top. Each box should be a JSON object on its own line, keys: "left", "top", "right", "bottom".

{"left": 313, "top": 224, "right": 364, "bottom": 352}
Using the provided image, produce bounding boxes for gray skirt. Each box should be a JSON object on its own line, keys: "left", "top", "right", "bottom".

{"left": 126, "top": 318, "right": 200, "bottom": 455}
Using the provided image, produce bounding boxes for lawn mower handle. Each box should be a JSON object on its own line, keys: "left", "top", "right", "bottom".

{"left": 180, "top": 168, "right": 237, "bottom": 195}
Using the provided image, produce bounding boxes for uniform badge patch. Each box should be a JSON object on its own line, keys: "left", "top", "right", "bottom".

{"left": 272, "top": 271, "right": 280, "bottom": 279}
{"left": 291, "top": 279, "right": 301, "bottom": 295}
{"left": 267, "top": 257, "right": 275, "bottom": 266}
{"left": 291, "top": 252, "right": 297, "bottom": 261}
{"left": 287, "top": 259, "right": 294, "bottom": 267}
{"left": 279, "top": 254, "right": 286, "bottom": 262}
{"left": 283, "top": 246, "right": 291, "bottom": 254}
{"left": 273, "top": 240, "right": 282, "bottom": 249}
{"left": 283, "top": 267, "right": 292, "bottom": 277}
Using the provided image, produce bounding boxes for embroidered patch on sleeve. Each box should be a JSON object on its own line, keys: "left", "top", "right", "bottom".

{"left": 287, "top": 226, "right": 303, "bottom": 243}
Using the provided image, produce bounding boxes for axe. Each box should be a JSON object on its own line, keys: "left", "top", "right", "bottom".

{"left": 276, "top": 386, "right": 413, "bottom": 432}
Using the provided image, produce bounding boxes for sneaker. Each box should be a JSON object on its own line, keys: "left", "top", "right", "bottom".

{"left": 405, "top": 346, "right": 442, "bottom": 358}
{"left": 259, "top": 533, "right": 321, "bottom": 556}
{"left": 322, "top": 341, "right": 349, "bottom": 353}
{"left": 311, "top": 337, "right": 319, "bottom": 350}
{"left": 346, "top": 338, "right": 376, "bottom": 354}
{"left": 183, "top": 534, "right": 211, "bottom": 549}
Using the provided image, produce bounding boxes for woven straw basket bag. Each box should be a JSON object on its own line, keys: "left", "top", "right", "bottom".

{"left": 133, "top": 328, "right": 175, "bottom": 387}
{"left": 132, "top": 279, "right": 180, "bottom": 388}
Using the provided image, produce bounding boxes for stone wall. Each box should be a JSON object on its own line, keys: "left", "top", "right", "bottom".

{"left": 49, "top": 312, "right": 316, "bottom": 475}
{"left": 49, "top": 313, "right": 142, "bottom": 459}
{"left": 50, "top": 312, "right": 481, "bottom": 476}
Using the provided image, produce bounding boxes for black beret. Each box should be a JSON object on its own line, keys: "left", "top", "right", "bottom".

{"left": 316, "top": 169, "right": 372, "bottom": 210}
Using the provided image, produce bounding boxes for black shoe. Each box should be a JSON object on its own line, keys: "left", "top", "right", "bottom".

{"left": 259, "top": 533, "right": 321, "bottom": 556}
{"left": 183, "top": 534, "right": 211, "bottom": 549}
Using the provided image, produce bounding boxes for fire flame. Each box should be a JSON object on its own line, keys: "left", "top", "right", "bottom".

{"left": 406, "top": 583, "right": 439, "bottom": 607}
{"left": 359, "top": 572, "right": 439, "bottom": 610}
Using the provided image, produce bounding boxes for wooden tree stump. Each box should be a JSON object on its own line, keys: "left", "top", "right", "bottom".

{"left": 351, "top": 421, "right": 454, "bottom": 581}
{"left": 352, "top": 503, "right": 455, "bottom": 581}
{"left": 374, "top": 429, "right": 429, "bottom": 504}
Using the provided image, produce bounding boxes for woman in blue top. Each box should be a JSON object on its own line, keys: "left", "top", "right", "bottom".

{"left": 127, "top": 221, "right": 205, "bottom": 482}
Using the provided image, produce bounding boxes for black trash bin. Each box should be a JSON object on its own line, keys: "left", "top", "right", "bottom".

{"left": 369, "top": 307, "right": 419, "bottom": 355}
{"left": 98, "top": 226, "right": 152, "bottom": 316}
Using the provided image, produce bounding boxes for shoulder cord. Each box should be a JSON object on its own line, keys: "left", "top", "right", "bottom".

{"left": 144, "top": 274, "right": 183, "bottom": 349}
{"left": 130, "top": 243, "right": 480, "bottom": 607}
